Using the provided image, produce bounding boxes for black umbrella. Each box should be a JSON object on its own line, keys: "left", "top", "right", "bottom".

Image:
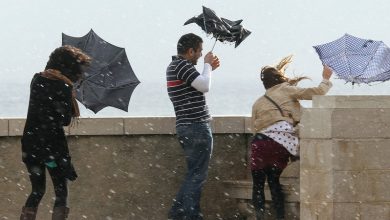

{"left": 184, "top": 6, "right": 251, "bottom": 50}
{"left": 62, "top": 29, "right": 140, "bottom": 113}
{"left": 220, "top": 18, "right": 251, "bottom": 48}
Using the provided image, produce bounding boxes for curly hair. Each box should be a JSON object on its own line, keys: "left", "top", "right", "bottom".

{"left": 260, "top": 55, "right": 309, "bottom": 89}
{"left": 45, "top": 45, "right": 92, "bottom": 82}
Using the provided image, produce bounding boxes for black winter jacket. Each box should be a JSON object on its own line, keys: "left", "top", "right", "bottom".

{"left": 21, "top": 73, "right": 73, "bottom": 164}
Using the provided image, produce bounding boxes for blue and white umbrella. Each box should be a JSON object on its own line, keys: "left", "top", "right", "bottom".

{"left": 313, "top": 34, "right": 390, "bottom": 84}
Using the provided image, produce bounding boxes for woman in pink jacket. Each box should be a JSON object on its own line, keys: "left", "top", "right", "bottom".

{"left": 250, "top": 55, "right": 333, "bottom": 220}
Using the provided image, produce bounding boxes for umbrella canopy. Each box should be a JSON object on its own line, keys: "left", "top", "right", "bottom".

{"left": 220, "top": 18, "right": 251, "bottom": 48}
{"left": 184, "top": 6, "right": 251, "bottom": 48}
{"left": 62, "top": 29, "right": 140, "bottom": 113}
{"left": 313, "top": 33, "right": 390, "bottom": 84}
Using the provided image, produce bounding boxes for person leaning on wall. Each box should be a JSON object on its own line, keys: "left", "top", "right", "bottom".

{"left": 250, "top": 55, "right": 333, "bottom": 220}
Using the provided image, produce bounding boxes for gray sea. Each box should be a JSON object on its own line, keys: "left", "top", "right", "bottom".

{"left": 0, "top": 78, "right": 260, "bottom": 118}
{"left": 2, "top": 76, "right": 390, "bottom": 118}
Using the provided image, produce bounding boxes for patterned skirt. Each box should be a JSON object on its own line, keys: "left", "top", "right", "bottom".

{"left": 250, "top": 135, "right": 291, "bottom": 170}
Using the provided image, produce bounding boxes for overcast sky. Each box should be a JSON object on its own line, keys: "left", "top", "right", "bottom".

{"left": 1, "top": 0, "right": 390, "bottom": 116}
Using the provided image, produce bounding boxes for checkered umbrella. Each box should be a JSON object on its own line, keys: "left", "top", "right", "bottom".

{"left": 313, "top": 34, "right": 390, "bottom": 84}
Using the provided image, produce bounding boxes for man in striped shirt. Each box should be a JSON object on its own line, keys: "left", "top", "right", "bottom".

{"left": 167, "top": 33, "right": 220, "bottom": 220}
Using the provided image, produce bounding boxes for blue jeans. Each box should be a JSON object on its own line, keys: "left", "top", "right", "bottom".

{"left": 169, "top": 122, "right": 213, "bottom": 220}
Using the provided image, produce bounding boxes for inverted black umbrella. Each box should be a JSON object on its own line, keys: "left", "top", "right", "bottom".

{"left": 62, "top": 29, "right": 140, "bottom": 113}
{"left": 220, "top": 18, "right": 251, "bottom": 48}
{"left": 184, "top": 6, "right": 251, "bottom": 50}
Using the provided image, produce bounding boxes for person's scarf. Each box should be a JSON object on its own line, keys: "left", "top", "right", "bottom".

{"left": 40, "top": 69, "right": 80, "bottom": 123}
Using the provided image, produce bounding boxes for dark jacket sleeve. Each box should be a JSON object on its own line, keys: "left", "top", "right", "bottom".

{"left": 52, "top": 83, "right": 73, "bottom": 127}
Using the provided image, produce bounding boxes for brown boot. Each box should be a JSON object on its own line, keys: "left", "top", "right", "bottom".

{"left": 52, "top": 207, "right": 69, "bottom": 220}
{"left": 20, "top": 207, "right": 38, "bottom": 220}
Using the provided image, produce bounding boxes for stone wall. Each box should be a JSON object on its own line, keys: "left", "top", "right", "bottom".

{"left": 0, "top": 116, "right": 261, "bottom": 219}
{"left": 6, "top": 95, "right": 388, "bottom": 219}
{"left": 300, "top": 96, "right": 390, "bottom": 220}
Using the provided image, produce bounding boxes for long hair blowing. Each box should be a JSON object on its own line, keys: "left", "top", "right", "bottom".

{"left": 45, "top": 45, "right": 91, "bottom": 82}
{"left": 261, "top": 55, "right": 310, "bottom": 89}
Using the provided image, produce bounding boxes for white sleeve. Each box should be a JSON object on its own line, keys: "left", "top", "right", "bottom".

{"left": 191, "top": 63, "right": 212, "bottom": 93}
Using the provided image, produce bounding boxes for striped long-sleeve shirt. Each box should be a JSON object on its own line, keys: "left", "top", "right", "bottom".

{"left": 166, "top": 56, "right": 211, "bottom": 126}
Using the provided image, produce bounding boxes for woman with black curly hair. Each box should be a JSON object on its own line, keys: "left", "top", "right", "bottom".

{"left": 20, "top": 45, "right": 91, "bottom": 220}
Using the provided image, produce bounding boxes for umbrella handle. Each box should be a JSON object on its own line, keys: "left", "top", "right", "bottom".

{"left": 211, "top": 38, "right": 218, "bottom": 52}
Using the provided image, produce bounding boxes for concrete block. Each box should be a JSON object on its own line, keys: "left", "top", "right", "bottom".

{"left": 281, "top": 161, "right": 300, "bottom": 178}
{"left": 222, "top": 180, "right": 252, "bottom": 199}
{"left": 333, "top": 171, "right": 366, "bottom": 202}
{"left": 333, "top": 170, "right": 390, "bottom": 202}
{"left": 300, "top": 139, "right": 334, "bottom": 171}
{"left": 333, "top": 140, "right": 390, "bottom": 170}
{"left": 0, "top": 119, "right": 8, "bottom": 136}
{"left": 69, "top": 118, "right": 124, "bottom": 135}
{"left": 331, "top": 108, "right": 390, "bottom": 138}
{"left": 360, "top": 203, "right": 390, "bottom": 220}
{"left": 300, "top": 108, "right": 333, "bottom": 139}
{"left": 213, "top": 116, "right": 245, "bottom": 133}
{"left": 333, "top": 203, "right": 360, "bottom": 220}
{"left": 63, "top": 125, "right": 70, "bottom": 135}
{"left": 244, "top": 116, "right": 253, "bottom": 134}
{"left": 222, "top": 179, "right": 300, "bottom": 203}
{"left": 313, "top": 95, "right": 390, "bottom": 109}
{"left": 8, "top": 119, "right": 25, "bottom": 136}
{"left": 300, "top": 170, "right": 333, "bottom": 203}
{"left": 301, "top": 202, "right": 334, "bottom": 220}
{"left": 364, "top": 170, "right": 390, "bottom": 202}
{"left": 124, "top": 117, "right": 176, "bottom": 134}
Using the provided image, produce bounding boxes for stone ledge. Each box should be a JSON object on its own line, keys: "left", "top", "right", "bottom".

{"left": 244, "top": 117, "right": 253, "bottom": 134}
{"left": 69, "top": 118, "right": 124, "bottom": 135}
{"left": 0, "top": 119, "right": 8, "bottom": 136}
{"left": 313, "top": 95, "right": 390, "bottom": 109}
{"left": 212, "top": 116, "right": 246, "bottom": 133}
{"left": 222, "top": 179, "right": 300, "bottom": 202}
{"left": 0, "top": 116, "right": 253, "bottom": 136}
{"left": 8, "top": 118, "right": 25, "bottom": 136}
{"left": 124, "top": 117, "right": 175, "bottom": 135}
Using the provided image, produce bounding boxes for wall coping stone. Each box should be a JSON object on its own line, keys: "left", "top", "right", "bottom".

{"left": 301, "top": 95, "right": 390, "bottom": 139}
{"left": 0, "top": 116, "right": 252, "bottom": 137}
{"left": 0, "top": 119, "right": 8, "bottom": 136}
{"left": 313, "top": 95, "right": 390, "bottom": 109}
{"left": 5, "top": 95, "right": 388, "bottom": 137}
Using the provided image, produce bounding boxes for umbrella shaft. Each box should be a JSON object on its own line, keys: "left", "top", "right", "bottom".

{"left": 211, "top": 39, "right": 217, "bottom": 52}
